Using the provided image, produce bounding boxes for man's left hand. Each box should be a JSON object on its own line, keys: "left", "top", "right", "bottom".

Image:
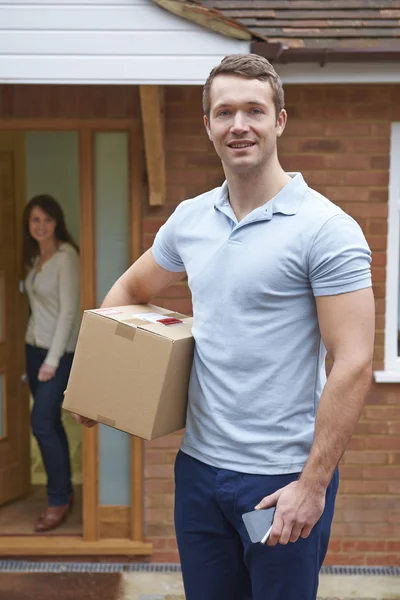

{"left": 254, "top": 480, "right": 326, "bottom": 546}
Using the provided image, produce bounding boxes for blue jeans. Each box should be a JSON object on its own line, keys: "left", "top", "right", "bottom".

{"left": 26, "top": 344, "right": 74, "bottom": 506}
{"left": 174, "top": 450, "right": 339, "bottom": 600}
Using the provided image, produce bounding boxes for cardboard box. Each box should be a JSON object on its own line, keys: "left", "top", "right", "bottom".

{"left": 63, "top": 304, "right": 194, "bottom": 440}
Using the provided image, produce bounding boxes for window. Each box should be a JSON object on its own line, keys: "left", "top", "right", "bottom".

{"left": 374, "top": 123, "right": 400, "bottom": 381}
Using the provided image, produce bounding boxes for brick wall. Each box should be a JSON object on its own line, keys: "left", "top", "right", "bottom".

{"left": 145, "top": 84, "right": 400, "bottom": 566}
{"left": 2, "top": 82, "right": 399, "bottom": 565}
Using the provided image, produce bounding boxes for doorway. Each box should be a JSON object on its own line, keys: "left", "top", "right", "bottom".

{"left": 0, "top": 119, "right": 149, "bottom": 557}
{"left": 0, "top": 130, "right": 83, "bottom": 536}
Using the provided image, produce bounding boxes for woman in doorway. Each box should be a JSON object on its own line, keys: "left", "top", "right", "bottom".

{"left": 23, "top": 195, "right": 80, "bottom": 533}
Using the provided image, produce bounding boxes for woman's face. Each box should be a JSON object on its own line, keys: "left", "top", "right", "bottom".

{"left": 28, "top": 206, "right": 57, "bottom": 245}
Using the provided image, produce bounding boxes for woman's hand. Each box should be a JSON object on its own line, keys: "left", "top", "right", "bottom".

{"left": 38, "top": 363, "right": 57, "bottom": 382}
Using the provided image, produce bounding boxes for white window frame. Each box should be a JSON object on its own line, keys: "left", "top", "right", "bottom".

{"left": 374, "top": 123, "right": 400, "bottom": 382}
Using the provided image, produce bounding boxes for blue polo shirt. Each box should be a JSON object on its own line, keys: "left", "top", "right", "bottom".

{"left": 152, "top": 173, "right": 372, "bottom": 474}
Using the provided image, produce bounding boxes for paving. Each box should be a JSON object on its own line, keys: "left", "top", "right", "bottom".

{"left": 0, "top": 571, "right": 399, "bottom": 600}
{"left": 122, "top": 571, "right": 400, "bottom": 600}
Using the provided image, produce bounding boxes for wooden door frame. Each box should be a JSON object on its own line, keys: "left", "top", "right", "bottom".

{"left": 0, "top": 119, "right": 151, "bottom": 556}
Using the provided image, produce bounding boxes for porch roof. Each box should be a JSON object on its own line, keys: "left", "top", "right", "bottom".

{"left": 162, "top": 1, "right": 400, "bottom": 64}
{"left": 198, "top": 1, "right": 400, "bottom": 49}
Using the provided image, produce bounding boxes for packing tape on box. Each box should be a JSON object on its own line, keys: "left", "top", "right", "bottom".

{"left": 115, "top": 322, "right": 136, "bottom": 341}
{"left": 97, "top": 414, "right": 116, "bottom": 428}
{"left": 114, "top": 312, "right": 190, "bottom": 339}
{"left": 122, "top": 312, "right": 188, "bottom": 327}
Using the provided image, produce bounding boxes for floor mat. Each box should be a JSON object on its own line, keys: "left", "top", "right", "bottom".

{"left": 0, "top": 572, "right": 122, "bottom": 600}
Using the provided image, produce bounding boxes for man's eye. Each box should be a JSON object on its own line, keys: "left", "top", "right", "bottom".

{"left": 217, "top": 110, "right": 231, "bottom": 117}
{"left": 250, "top": 108, "right": 262, "bottom": 114}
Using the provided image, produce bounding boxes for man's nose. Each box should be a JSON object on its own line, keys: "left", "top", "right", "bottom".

{"left": 230, "top": 112, "right": 250, "bottom": 133}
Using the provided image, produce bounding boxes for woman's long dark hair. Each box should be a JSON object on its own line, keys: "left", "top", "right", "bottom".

{"left": 22, "top": 194, "right": 79, "bottom": 269}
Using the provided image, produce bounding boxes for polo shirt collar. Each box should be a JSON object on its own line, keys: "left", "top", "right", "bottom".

{"left": 271, "top": 173, "right": 308, "bottom": 216}
{"left": 213, "top": 173, "right": 307, "bottom": 220}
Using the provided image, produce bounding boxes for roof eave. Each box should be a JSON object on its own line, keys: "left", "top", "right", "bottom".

{"left": 251, "top": 41, "right": 400, "bottom": 65}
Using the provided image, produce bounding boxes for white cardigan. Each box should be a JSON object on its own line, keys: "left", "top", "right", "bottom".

{"left": 25, "top": 242, "right": 81, "bottom": 368}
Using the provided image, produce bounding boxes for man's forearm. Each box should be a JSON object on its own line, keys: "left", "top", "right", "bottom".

{"left": 299, "top": 359, "right": 372, "bottom": 491}
{"left": 100, "top": 278, "right": 148, "bottom": 309}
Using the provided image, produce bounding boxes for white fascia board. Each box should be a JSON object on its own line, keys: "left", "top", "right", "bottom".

{"left": 2, "top": 55, "right": 400, "bottom": 86}
{"left": 0, "top": 51, "right": 251, "bottom": 85}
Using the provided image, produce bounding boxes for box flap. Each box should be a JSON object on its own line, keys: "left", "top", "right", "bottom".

{"left": 88, "top": 303, "right": 177, "bottom": 324}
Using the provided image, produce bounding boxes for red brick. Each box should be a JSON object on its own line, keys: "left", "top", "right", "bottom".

{"left": 389, "top": 481, "right": 400, "bottom": 494}
{"left": 340, "top": 480, "right": 388, "bottom": 494}
{"left": 345, "top": 171, "right": 389, "bottom": 186}
{"left": 146, "top": 450, "right": 178, "bottom": 465}
{"left": 325, "top": 552, "right": 366, "bottom": 565}
{"left": 145, "top": 464, "right": 174, "bottom": 479}
{"left": 146, "top": 524, "right": 176, "bottom": 538}
{"left": 346, "top": 437, "right": 365, "bottom": 450}
{"left": 331, "top": 522, "right": 365, "bottom": 537}
{"left": 146, "top": 507, "right": 174, "bottom": 524}
{"left": 369, "top": 236, "right": 388, "bottom": 250}
{"left": 363, "top": 467, "right": 400, "bottom": 480}
{"left": 365, "top": 438, "right": 400, "bottom": 451}
{"left": 355, "top": 423, "right": 388, "bottom": 435}
{"left": 324, "top": 187, "right": 370, "bottom": 203}
{"left": 347, "top": 204, "right": 387, "bottom": 218}
{"left": 366, "top": 553, "right": 400, "bottom": 565}
{"left": 349, "top": 104, "right": 392, "bottom": 119}
{"left": 342, "top": 540, "right": 386, "bottom": 552}
{"left": 325, "top": 122, "right": 372, "bottom": 137}
{"left": 387, "top": 541, "right": 400, "bottom": 551}
{"left": 343, "top": 451, "right": 386, "bottom": 465}
{"left": 364, "top": 525, "right": 400, "bottom": 538}
{"left": 151, "top": 551, "right": 180, "bottom": 563}
{"left": 346, "top": 138, "right": 390, "bottom": 154}
{"left": 145, "top": 480, "right": 175, "bottom": 494}
{"left": 281, "top": 155, "right": 326, "bottom": 170}
{"left": 284, "top": 121, "right": 326, "bottom": 137}
{"left": 364, "top": 404, "right": 400, "bottom": 419}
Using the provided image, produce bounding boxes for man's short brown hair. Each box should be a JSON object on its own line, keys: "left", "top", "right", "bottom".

{"left": 202, "top": 54, "right": 284, "bottom": 120}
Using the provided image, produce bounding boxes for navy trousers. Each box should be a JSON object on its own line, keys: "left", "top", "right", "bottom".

{"left": 174, "top": 450, "right": 338, "bottom": 600}
{"left": 26, "top": 344, "right": 74, "bottom": 506}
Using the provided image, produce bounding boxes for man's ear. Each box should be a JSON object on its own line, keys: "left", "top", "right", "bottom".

{"left": 204, "top": 115, "right": 212, "bottom": 141}
{"left": 276, "top": 109, "right": 287, "bottom": 138}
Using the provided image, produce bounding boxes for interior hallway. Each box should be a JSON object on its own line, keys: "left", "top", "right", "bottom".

{"left": 0, "top": 407, "right": 82, "bottom": 536}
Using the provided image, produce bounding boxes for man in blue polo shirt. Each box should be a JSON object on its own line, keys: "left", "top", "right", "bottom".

{"left": 77, "top": 54, "right": 374, "bottom": 599}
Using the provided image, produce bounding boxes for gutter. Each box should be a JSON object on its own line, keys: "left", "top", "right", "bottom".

{"left": 251, "top": 42, "right": 400, "bottom": 66}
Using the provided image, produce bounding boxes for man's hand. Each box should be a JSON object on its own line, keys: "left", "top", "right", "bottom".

{"left": 254, "top": 480, "right": 326, "bottom": 546}
{"left": 72, "top": 413, "right": 98, "bottom": 428}
{"left": 38, "top": 363, "right": 56, "bottom": 382}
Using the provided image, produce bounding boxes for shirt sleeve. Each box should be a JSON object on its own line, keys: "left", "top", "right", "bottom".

{"left": 45, "top": 247, "right": 80, "bottom": 368}
{"left": 309, "top": 214, "right": 372, "bottom": 296}
{"left": 151, "top": 204, "right": 186, "bottom": 272}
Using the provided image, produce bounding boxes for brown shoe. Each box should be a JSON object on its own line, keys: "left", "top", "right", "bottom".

{"left": 34, "top": 504, "right": 70, "bottom": 533}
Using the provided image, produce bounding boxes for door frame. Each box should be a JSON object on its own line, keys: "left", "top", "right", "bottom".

{"left": 0, "top": 119, "right": 151, "bottom": 556}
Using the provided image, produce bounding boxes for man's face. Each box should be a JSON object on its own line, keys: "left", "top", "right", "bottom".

{"left": 204, "top": 74, "right": 287, "bottom": 175}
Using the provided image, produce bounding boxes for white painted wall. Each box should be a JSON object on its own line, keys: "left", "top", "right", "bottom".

{"left": 0, "top": 0, "right": 250, "bottom": 84}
